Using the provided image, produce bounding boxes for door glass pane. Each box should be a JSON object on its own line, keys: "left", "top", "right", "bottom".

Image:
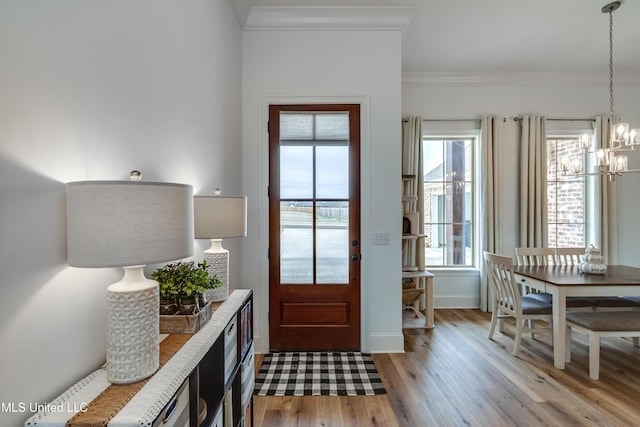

{"left": 316, "top": 146, "right": 349, "bottom": 199}
{"left": 281, "top": 146, "right": 313, "bottom": 199}
{"left": 280, "top": 201, "right": 313, "bottom": 284}
{"left": 316, "top": 202, "right": 349, "bottom": 284}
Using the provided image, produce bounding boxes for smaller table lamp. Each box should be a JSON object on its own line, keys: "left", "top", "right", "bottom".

{"left": 66, "top": 177, "right": 193, "bottom": 384}
{"left": 194, "top": 190, "right": 247, "bottom": 301}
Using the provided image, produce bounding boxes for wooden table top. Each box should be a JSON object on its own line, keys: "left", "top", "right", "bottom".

{"left": 513, "top": 265, "right": 640, "bottom": 286}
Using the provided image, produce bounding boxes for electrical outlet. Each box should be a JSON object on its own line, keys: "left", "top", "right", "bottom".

{"left": 373, "top": 232, "right": 391, "bottom": 245}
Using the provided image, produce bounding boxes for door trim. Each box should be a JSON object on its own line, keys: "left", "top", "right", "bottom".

{"left": 253, "top": 96, "right": 372, "bottom": 354}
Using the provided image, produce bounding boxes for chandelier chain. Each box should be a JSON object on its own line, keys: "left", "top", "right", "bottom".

{"left": 608, "top": 9, "right": 614, "bottom": 116}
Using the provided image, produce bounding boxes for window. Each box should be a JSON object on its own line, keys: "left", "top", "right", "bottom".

{"left": 546, "top": 136, "right": 586, "bottom": 248}
{"left": 423, "top": 137, "right": 476, "bottom": 267}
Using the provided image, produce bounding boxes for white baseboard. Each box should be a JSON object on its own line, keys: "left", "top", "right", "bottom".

{"left": 253, "top": 334, "right": 267, "bottom": 354}
{"left": 435, "top": 295, "right": 480, "bottom": 309}
{"left": 366, "top": 333, "right": 404, "bottom": 353}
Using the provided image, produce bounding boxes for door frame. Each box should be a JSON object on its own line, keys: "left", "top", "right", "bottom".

{"left": 254, "top": 96, "right": 371, "bottom": 354}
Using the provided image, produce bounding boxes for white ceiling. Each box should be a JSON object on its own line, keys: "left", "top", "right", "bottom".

{"left": 232, "top": 0, "right": 640, "bottom": 83}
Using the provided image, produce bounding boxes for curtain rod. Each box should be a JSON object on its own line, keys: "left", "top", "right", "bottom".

{"left": 513, "top": 117, "right": 595, "bottom": 122}
{"left": 402, "top": 118, "right": 481, "bottom": 123}
{"left": 403, "top": 117, "right": 596, "bottom": 123}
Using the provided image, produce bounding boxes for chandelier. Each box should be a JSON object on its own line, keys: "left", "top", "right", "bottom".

{"left": 561, "top": 1, "right": 640, "bottom": 181}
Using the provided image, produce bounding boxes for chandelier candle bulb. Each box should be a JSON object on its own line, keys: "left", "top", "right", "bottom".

{"left": 615, "top": 123, "right": 628, "bottom": 144}
{"left": 596, "top": 149, "right": 609, "bottom": 167}
{"left": 579, "top": 133, "right": 591, "bottom": 150}
{"left": 615, "top": 155, "right": 628, "bottom": 172}
{"left": 571, "top": 158, "right": 582, "bottom": 174}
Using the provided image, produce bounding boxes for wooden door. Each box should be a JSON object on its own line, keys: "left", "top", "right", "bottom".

{"left": 268, "top": 104, "right": 361, "bottom": 350}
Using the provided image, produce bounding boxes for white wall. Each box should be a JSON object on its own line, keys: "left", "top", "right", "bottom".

{"left": 403, "top": 75, "right": 640, "bottom": 307}
{"left": 241, "top": 30, "right": 404, "bottom": 354}
{"left": 0, "top": 1, "right": 242, "bottom": 425}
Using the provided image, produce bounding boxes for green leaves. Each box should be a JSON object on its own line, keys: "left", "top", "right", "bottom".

{"left": 151, "top": 260, "right": 221, "bottom": 300}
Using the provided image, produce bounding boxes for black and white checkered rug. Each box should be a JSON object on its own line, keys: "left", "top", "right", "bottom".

{"left": 254, "top": 351, "right": 386, "bottom": 396}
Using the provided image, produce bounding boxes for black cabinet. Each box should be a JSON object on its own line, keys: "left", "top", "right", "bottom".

{"left": 197, "top": 292, "right": 253, "bottom": 427}
{"left": 25, "top": 290, "right": 254, "bottom": 427}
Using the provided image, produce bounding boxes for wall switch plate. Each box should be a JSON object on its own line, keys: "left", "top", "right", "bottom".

{"left": 373, "top": 232, "right": 391, "bottom": 245}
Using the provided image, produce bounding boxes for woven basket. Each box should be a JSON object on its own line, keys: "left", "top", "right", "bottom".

{"left": 402, "top": 288, "right": 424, "bottom": 305}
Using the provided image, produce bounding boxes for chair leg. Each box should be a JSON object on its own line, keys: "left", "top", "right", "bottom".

{"left": 488, "top": 308, "right": 499, "bottom": 339}
{"left": 588, "top": 333, "right": 601, "bottom": 380}
{"left": 512, "top": 318, "right": 524, "bottom": 356}
{"left": 498, "top": 315, "right": 506, "bottom": 333}
{"left": 529, "top": 319, "right": 535, "bottom": 338}
{"left": 565, "top": 326, "right": 572, "bottom": 363}
{"left": 633, "top": 337, "right": 639, "bottom": 347}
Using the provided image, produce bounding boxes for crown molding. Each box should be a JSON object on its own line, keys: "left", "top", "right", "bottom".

{"left": 402, "top": 71, "right": 640, "bottom": 87}
{"left": 241, "top": 5, "right": 417, "bottom": 31}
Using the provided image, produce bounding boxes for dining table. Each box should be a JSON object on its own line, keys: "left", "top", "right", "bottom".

{"left": 513, "top": 264, "right": 640, "bottom": 369}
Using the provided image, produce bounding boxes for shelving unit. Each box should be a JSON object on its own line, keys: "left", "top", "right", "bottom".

{"left": 402, "top": 175, "right": 434, "bottom": 329}
{"left": 25, "top": 290, "right": 254, "bottom": 427}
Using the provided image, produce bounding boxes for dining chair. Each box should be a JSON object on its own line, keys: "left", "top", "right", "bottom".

{"left": 554, "top": 247, "right": 584, "bottom": 265}
{"left": 484, "top": 251, "right": 553, "bottom": 356}
{"left": 515, "top": 247, "right": 594, "bottom": 310}
{"left": 514, "top": 247, "right": 556, "bottom": 297}
{"left": 515, "top": 247, "right": 556, "bottom": 267}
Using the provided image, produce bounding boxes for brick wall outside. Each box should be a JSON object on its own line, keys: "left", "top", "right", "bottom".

{"left": 547, "top": 138, "right": 585, "bottom": 248}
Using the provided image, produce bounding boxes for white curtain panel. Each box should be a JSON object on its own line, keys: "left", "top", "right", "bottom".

{"left": 519, "top": 115, "right": 548, "bottom": 248}
{"left": 480, "top": 116, "right": 504, "bottom": 312}
{"left": 401, "top": 117, "right": 424, "bottom": 269}
{"left": 594, "top": 115, "right": 619, "bottom": 264}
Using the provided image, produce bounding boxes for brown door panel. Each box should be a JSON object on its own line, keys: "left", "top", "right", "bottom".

{"left": 280, "top": 302, "right": 350, "bottom": 325}
{"left": 268, "top": 104, "right": 360, "bottom": 351}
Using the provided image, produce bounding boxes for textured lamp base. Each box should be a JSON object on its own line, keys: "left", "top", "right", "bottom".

{"left": 106, "top": 267, "right": 159, "bottom": 384}
{"left": 204, "top": 240, "right": 229, "bottom": 302}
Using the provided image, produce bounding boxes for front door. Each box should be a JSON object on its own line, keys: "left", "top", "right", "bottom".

{"left": 268, "top": 104, "right": 361, "bottom": 350}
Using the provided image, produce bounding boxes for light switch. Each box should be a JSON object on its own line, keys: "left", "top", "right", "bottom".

{"left": 373, "top": 232, "right": 391, "bottom": 245}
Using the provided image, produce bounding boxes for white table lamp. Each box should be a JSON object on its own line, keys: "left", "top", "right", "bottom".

{"left": 194, "top": 192, "right": 247, "bottom": 301}
{"left": 66, "top": 179, "right": 193, "bottom": 384}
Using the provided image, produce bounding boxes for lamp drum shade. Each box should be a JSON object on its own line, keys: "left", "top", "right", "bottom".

{"left": 194, "top": 195, "right": 247, "bottom": 302}
{"left": 194, "top": 196, "right": 247, "bottom": 239}
{"left": 66, "top": 181, "right": 194, "bottom": 267}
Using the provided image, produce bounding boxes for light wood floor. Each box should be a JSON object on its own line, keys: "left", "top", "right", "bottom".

{"left": 253, "top": 309, "right": 640, "bottom": 426}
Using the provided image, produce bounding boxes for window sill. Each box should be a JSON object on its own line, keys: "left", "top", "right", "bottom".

{"left": 423, "top": 268, "right": 480, "bottom": 277}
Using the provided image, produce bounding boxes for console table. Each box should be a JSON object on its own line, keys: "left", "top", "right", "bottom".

{"left": 25, "top": 289, "right": 253, "bottom": 427}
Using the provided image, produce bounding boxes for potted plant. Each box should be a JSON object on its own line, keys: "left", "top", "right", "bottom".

{"left": 153, "top": 264, "right": 181, "bottom": 315}
{"left": 152, "top": 260, "right": 220, "bottom": 315}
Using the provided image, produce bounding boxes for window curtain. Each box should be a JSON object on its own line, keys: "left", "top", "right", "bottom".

{"left": 402, "top": 117, "right": 424, "bottom": 270}
{"left": 519, "top": 115, "right": 548, "bottom": 248}
{"left": 593, "top": 116, "right": 619, "bottom": 264}
{"left": 480, "top": 116, "right": 503, "bottom": 312}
